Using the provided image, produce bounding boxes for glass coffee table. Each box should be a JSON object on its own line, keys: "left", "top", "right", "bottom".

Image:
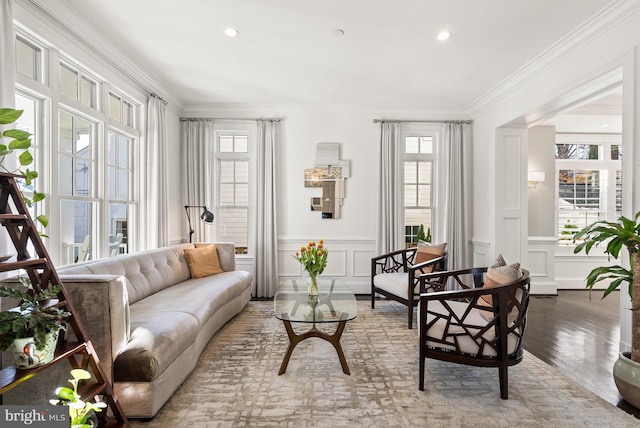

{"left": 274, "top": 278, "right": 357, "bottom": 375}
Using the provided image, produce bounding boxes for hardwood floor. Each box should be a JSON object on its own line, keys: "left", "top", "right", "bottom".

{"left": 524, "top": 290, "right": 639, "bottom": 418}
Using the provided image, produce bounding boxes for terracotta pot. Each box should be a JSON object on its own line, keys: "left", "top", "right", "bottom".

{"left": 613, "top": 351, "right": 640, "bottom": 409}
{"left": 9, "top": 331, "right": 59, "bottom": 369}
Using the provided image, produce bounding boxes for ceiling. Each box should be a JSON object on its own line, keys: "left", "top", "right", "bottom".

{"left": 48, "top": 0, "right": 614, "bottom": 108}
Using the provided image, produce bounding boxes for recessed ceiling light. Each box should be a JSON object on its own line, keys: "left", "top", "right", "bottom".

{"left": 334, "top": 29, "right": 345, "bottom": 37}
{"left": 225, "top": 28, "right": 239, "bottom": 37}
{"left": 600, "top": 123, "right": 611, "bottom": 128}
{"left": 437, "top": 30, "right": 451, "bottom": 41}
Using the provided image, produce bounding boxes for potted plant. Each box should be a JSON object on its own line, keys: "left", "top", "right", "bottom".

{"left": 50, "top": 368, "right": 107, "bottom": 428}
{"left": 0, "top": 107, "right": 48, "bottom": 230}
{"left": 573, "top": 211, "right": 640, "bottom": 407}
{"left": 0, "top": 277, "right": 70, "bottom": 369}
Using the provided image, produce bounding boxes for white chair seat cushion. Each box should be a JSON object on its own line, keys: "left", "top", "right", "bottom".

{"left": 373, "top": 272, "right": 419, "bottom": 300}
{"left": 420, "top": 299, "right": 518, "bottom": 357}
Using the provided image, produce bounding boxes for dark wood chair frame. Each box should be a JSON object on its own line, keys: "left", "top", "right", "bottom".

{"left": 371, "top": 247, "right": 447, "bottom": 329}
{"left": 418, "top": 267, "right": 531, "bottom": 399}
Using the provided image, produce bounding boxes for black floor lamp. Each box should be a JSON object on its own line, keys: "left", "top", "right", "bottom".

{"left": 184, "top": 205, "right": 215, "bottom": 243}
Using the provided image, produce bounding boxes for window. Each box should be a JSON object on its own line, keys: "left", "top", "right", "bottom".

{"left": 59, "top": 63, "right": 98, "bottom": 109}
{"left": 15, "top": 36, "right": 41, "bottom": 82}
{"left": 404, "top": 135, "right": 434, "bottom": 247}
{"left": 216, "top": 133, "right": 250, "bottom": 254}
{"left": 14, "top": 29, "right": 142, "bottom": 266}
{"left": 556, "top": 137, "right": 621, "bottom": 244}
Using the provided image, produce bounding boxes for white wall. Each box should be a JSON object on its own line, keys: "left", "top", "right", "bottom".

{"left": 182, "top": 105, "right": 468, "bottom": 293}
{"left": 470, "top": 5, "right": 640, "bottom": 350}
{"left": 527, "top": 126, "right": 556, "bottom": 236}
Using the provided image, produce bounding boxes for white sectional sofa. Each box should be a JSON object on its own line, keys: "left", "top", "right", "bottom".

{"left": 2, "top": 243, "right": 253, "bottom": 418}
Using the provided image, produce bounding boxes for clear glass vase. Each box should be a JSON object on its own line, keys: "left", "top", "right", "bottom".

{"left": 307, "top": 272, "right": 319, "bottom": 296}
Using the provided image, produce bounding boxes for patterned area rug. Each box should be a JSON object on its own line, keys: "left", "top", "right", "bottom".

{"left": 130, "top": 300, "right": 637, "bottom": 428}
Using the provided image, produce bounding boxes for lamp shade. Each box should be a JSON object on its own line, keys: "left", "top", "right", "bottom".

{"left": 200, "top": 208, "right": 215, "bottom": 223}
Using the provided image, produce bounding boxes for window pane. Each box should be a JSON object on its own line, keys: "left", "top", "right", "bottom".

{"left": 109, "top": 93, "right": 121, "bottom": 121}
{"left": 109, "top": 204, "right": 128, "bottom": 256}
{"left": 59, "top": 155, "right": 73, "bottom": 195}
{"left": 60, "top": 65, "right": 78, "bottom": 100}
{"left": 217, "top": 208, "right": 248, "bottom": 250}
{"left": 108, "top": 166, "right": 116, "bottom": 200}
{"left": 80, "top": 76, "right": 97, "bottom": 109}
{"left": 404, "top": 185, "right": 416, "bottom": 206}
{"left": 118, "top": 136, "right": 129, "bottom": 168}
{"left": 419, "top": 136, "right": 433, "bottom": 154}
{"left": 60, "top": 200, "right": 94, "bottom": 264}
{"left": 611, "top": 145, "right": 621, "bottom": 160}
{"left": 220, "top": 161, "right": 234, "bottom": 181}
{"left": 123, "top": 101, "right": 133, "bottom": 127}
{"left": 219, "top": 183, "right": 234, "bottom": 205}
{"left": 234, "top": 135, "right": 248, "bottom": 153}
{"left": 417, "top": 184, "right": 431, "bottom": 206}
{"left": 16, "top": 37, "right": 39, "bottom": 81}
{"left": 75, "top": 158, "right": 91, "bottom": 197}
{"left": 108, "top": 133, "right": 116, "bottom": 164}
{"left": 235, "top": 161, "right": 249, "bottom": 182}
{"left": 405, "top": 136, "right": 419, "bottom": 154}
{"left": 220, "top": 135, "right": 234, "bottom": 152}
{"left": 577, "top": 144, "right": 599, "bottom": 160}
{"left": 417, "top": 162, "right": 431, "bottom": 183}
{"left": 556, "top": 144, "right": 576, "bottom": 159}
{"left": 616, "top": 170, "right": 622, "bottom": 217}
{"left": 404, "top": 162, "right": 417, "bottom": 183}
{"left": 59, "top": 111, "right": 73, "bottom": 153}
{"left": 118, "top": 170, "right": 128, "bottom": 200}
{"left": 235, "top": 184, "right": 249, "bottom": 205}
{"left": 75, "top": 118, "right": 92, "bottom": 158}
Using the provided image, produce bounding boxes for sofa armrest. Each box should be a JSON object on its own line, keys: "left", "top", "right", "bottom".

{"left": 58, "top": 274, "right": 130, "bottom": 383}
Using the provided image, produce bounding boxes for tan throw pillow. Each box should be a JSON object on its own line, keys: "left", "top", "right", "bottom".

{"left": 478, "top": 261, "right": 523, "bottom": 320}
{"left": 184, "top": 244, "right": 223, "bottom": 279}
{"left": 414, "top": 241, "right": 447, "bottom": 266}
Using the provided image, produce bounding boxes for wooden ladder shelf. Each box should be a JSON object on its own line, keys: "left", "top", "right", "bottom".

{"left": 0, "top": 172, "right": 129, "bottom": 427}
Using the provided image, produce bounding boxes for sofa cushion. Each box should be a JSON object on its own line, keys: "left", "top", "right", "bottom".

{"left": 414, "top": 241, "right": 447, "bottom": 269}
{"left": 114, "top": 311, "right": 199, "bottom": 382}
{"left": 422, "top": 300, "right": 519, "bottom": 357}
{"left": 185, "top": 244, "right": 223, "bottom": 278}
{"left": 374, "top": 272, "right": 420, "bottom": 300}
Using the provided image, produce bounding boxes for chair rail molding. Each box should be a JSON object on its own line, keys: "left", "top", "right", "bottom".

{"left": 527, "top": 236, "right": 557, "bottom": 295}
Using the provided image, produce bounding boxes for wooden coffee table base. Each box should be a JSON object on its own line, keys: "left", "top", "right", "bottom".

{"left": 278, "top": 319, "right": 350, "bottom": 375}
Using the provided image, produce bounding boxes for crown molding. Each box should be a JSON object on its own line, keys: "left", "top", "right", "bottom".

{"left": 183, "top": 102, "right": 470, "bottom": 119}
{"left": 18, "top": 0, "right": 185, "bottom": 113}
{"left": 468, "top": 0, "right": 640, "bottom": 117}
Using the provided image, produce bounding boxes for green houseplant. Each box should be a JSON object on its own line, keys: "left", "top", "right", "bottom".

{"left": 50, "top": 368, "right": 107, "bottom": 428}
{"left": 0, "top": 277, "right": 70, "bottom": 368}
{"left": 573, "top": 211, "right": 640, "bottom": 407}
{"left": 0, "top": 107, "right": 48, "bottom": 230}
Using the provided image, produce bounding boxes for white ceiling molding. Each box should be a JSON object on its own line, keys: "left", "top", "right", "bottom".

{"left": 468, "top": 0, "right": 640, "bottom": 117}
{"left": 18, "top": 0, "right": 184, "bottom": 112}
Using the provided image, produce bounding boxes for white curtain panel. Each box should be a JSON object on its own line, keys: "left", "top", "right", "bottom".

{"left": 0, "top": 0, "right": 15, "bottom": 269}
{"left": 376, "top": 121, "right": 404, "bottom": 255}
{"left": 254, "top": 120, "right": 279, "bottom": 298}
{"left": 441, "top": 122, "right": 471, "bottom": 270}
{"left": 181, "top": 120, "right": 214, "bottom": 243}
{"left": 143, "top": 95, "right": 169, "bottom": 248}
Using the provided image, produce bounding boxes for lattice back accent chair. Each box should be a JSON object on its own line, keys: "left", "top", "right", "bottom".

{"left": 417, "top": 257, "right": 531, "bottom": 399}
{"left": 371, "top": 241, "right": 448, "bottom": 329}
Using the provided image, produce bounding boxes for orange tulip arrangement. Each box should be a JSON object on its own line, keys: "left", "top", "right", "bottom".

{"left": 293, "top": 240, "right": 328, "bottom": 295}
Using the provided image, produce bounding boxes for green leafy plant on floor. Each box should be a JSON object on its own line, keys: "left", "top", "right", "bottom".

{"left": 50, "top": 368, "right": 107, "bottom": 428}
{"left": 573, "top": 211, "right": 640, "bottom": 363}
{"left": 0, "top": 107, "right": 48, "bottom": 231}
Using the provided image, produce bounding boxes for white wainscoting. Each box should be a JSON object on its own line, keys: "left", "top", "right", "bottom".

{"left": 470, "top": 240, "right": 490, "bottom": 267}
{"left": 554, "top": 245, "right": 611, "bottom": 290}
{"left": 278, "top": 238, "right": 376, "bottom": 294}
{"left": 527, "top": 236, "right": 557, "bottom": 295}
